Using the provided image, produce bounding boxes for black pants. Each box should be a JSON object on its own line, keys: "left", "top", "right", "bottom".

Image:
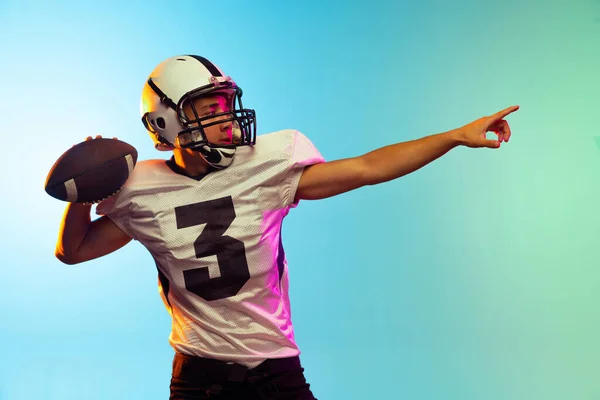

{"left": 169, "top": 352, "right": 318, "bottom": 399}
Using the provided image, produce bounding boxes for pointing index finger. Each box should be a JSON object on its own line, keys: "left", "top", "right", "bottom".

{"left": 493, "top": 105, "right": 520, "bottom": 120}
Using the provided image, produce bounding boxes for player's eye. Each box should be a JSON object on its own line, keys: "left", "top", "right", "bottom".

{"left": 199, "top": 109, "right": 215, "bottom": 117}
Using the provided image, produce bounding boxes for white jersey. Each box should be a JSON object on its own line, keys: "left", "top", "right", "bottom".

{"left": 96, "top": 130, "right": 324, "bottom": 368}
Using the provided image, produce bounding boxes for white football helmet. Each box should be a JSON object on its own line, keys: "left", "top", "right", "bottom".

{"left": 140, "top": 55, "right": 256, "bottom": 169}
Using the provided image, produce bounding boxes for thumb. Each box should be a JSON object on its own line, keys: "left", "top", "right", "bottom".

{"left": 481, "top": 139, "right": 501, "bottom": 149}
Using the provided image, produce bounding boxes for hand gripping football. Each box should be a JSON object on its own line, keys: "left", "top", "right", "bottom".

{"left": 44, "top": 138, "right": 138, "bottom": 204}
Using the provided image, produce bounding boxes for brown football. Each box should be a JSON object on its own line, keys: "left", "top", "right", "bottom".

{"left": 45, "top": 138, "right": 138, "bottom": 203}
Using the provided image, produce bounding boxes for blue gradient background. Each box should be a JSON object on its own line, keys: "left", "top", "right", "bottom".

{"left": 1, "top": 0, "right": 599, "bottom": 399}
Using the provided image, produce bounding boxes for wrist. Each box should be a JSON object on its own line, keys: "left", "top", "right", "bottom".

{"left": 447, "top": 128, "right": 465, "bottom": 147}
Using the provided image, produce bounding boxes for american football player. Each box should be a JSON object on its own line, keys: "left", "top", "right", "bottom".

{"left": 55, "top": 55, "right": 519, "bottom": 399}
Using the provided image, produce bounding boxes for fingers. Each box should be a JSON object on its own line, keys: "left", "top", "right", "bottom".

{"left": 503, "top": 120, "right": 511, "bottom": 142}
{"left": 490, "top": 119, "right": 511, "bottom": 142}
{"left": 492, "top": 105, "right": 519, "bottom": 120}
{"left": 85, "top": 134, "right": 112, "bottom": 141}
{"left": 80, "top": 134, "right": 106, "bottom": 147}
{"left": 92, "top": 135, "right": 119, "bottom": 140}
{"left": 76, "top": 136, "right": 94, "bottom": 147}
{"left": 487, "top": 106, "right": 517, "bottom": 143}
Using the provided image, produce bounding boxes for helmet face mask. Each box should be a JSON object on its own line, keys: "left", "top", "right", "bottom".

{"left": 140, "top": 55, "right": 257, "bottom": 169}
{"left": 176, "top": 84, "right": 253, "bottom": 149}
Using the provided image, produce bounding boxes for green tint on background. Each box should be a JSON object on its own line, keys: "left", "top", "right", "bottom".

{"left": 1, "top": 0, "right": 599, "bottom": 399}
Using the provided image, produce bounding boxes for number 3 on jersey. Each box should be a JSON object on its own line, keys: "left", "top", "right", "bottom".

{"left": 175, "top": 196, "right": 250, "bottom": 301}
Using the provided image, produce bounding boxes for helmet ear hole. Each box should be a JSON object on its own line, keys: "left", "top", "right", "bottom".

{"left": 156, "top": 117, "right": 166, "bottom": 129}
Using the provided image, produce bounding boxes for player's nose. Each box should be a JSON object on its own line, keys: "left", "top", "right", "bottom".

{"left": 219, "top": 120, "right": 232, "bottom": 132}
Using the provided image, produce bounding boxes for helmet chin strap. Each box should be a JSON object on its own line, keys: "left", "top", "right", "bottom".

{"left": 184, "top": 123, "right": 242, "bottom": 170}
{"left": 194, "top": 144, "right": 237, "bottom": 170}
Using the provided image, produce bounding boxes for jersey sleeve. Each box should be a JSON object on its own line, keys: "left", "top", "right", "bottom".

{"left": 281, "top": 130, "right": 325, "bottom": 208}
{"left": 95, "top": 189, "right": 136, "bottom": 240}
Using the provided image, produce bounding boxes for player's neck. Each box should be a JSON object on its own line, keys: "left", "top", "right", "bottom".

{"left": 173, "top": 149, "right": 211, "bottom": 176}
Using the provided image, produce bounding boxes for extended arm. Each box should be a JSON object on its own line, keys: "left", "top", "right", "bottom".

{"left": 296, "top": 130, "right": 460, "bottom": 200}
{"left": 296, "top": 105, "right": 519, "bottom": 201}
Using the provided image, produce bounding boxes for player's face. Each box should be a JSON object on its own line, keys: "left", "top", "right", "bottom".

{"left": 182, "top": 94, "right": 234, "bottom": 146}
